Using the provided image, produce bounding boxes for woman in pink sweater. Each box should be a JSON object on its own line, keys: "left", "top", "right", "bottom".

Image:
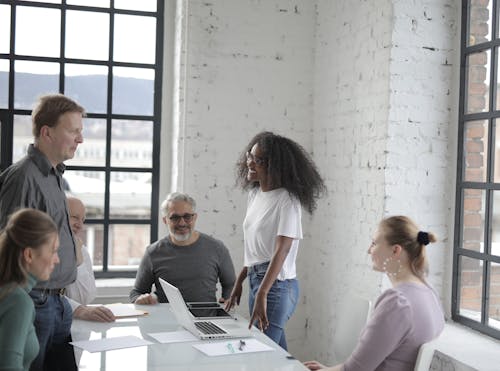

{"left": 304, "top": 216, "right": 445, "bottom": 371}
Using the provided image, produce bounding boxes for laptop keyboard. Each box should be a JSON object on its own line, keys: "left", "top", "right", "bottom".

{"left": 194, "top": 321, "right": 227, "bottom": 335}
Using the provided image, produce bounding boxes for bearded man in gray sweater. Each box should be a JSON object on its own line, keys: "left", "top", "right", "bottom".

{"left": 130, "top": 192, "right": 236, "bottom": 304}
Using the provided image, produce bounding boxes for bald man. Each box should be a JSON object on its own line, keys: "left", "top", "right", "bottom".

{"left": 65, "top": 196, "right": 115, "bottom": 322}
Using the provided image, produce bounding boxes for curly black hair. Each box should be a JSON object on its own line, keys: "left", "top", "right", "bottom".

{"left": 236, "top": 131, "right": 326, "bottom": 214}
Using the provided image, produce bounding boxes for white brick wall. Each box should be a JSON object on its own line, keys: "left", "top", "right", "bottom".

{"left": 160, "top": 0, "right": 460, "bottom": 364}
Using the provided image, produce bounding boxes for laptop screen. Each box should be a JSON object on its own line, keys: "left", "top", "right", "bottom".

{"left": 188, "top": 308, "right": 232, "bottom": 318}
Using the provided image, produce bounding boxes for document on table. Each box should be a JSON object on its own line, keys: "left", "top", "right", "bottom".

{"left": 192, "top": 338, "right": 274, "bottom": 356}
{"left": 148, "top": 330, "right": 198, "bottom": 344}
{"left": 71, "top": 335, "right": 153, "bottom": 353}
{"left": 103, "top": 303, "right": 148, "bottom": 318}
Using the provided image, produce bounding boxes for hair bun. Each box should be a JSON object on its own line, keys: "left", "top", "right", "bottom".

{"left": 417, "top": 231, "right": 430, "bottom": 246}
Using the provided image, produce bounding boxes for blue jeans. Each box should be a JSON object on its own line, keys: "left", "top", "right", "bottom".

{"left": 248, "top": 262, "right": 299, "bottom": 350}
{"left": 29, "top": 290, "right": 76, "bottom": 371}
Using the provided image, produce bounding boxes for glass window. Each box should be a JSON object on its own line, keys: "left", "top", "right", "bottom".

{"left": 114, "top": 0, "right": 156, "bottom": 12}
{"left": 108, "top": 224, "right": 150, "bottom": 269}
{"left": 489, "top": 262, "right": 500, "bottom": 330}
{"left": 65, "top": 64, "right": 108, "bottom": 114}
{"left": 458, "top": 256, "right": 483, "bottom": 322}
{"left": 111, "top": 120, "right": 153, "bottom": 168}
{"left": 1, "top": 1, "right": 163, "bottom": 277}
{"left": 465, "top": 50, "right": 490, "bottom": 114}
{"left": 15, "top": 6, "right": 60, "bottom": 58}
{"left": 65, "top": 10, "right": 110, "bottom": 61}
{"left": 67, "top": 0, "right": 110, "bottom": 8}
{"left": 14, "top": 60, "right": 59, "bottom": 110}
{"left": 467, "top": 0, "right": 492, "bottom": 46}
{"left": 455, "top": 0, "right": 500, "bottom": 340}
{"left": 114, "top": 14, "right": 156, "bottom": 64}
{"left": 112, "top": 67, "right": 154, "bottom": 116}
{"left": 12, "top": 114, "right": 31, "bottom": 162}
{"left": 0, "top": 60, "right": 8, "bottom": 109}
{"left": 0, "top": 5, "right": 10, "bottom": 54}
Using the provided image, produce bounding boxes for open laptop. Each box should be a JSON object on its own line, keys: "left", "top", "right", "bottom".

{"left": 159, "top": 278, "right": 252, "bottom": 340}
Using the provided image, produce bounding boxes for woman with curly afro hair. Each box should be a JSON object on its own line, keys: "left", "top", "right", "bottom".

{"left": 225, "top": 131, "right": 326, "bottom": 350}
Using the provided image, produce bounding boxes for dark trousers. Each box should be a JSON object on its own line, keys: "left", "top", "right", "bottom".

{"left": 29, "top": 290, "right": 77, "bottom": 371}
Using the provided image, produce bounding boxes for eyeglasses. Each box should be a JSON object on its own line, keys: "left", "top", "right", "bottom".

{"left": 245, "top": 151, "right": 267, "bottom": 166}
{"left": 168, "top": 213, "right": 195, "bottom": 223}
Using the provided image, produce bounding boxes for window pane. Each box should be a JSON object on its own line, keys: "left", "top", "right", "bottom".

{"left": 491, "top": 192, "right": 500, "bottom": 256}
{"left": 108, "top": 224, "right": 150, "bottom": 268}
{"left": 114, "top": 14, "right": 156, "bottom": 64}
{"left": 494, "top": 119, "right": 500, "bottom": 182}
{"left": 467, "top": 0, "right": 492, "bottom": 46}
{"left": 84, "top": 223, "right": 104, "bottom": 269}
{"left": 0, "top": 5, "right": 10, "bottom": 54}
{"left": 67, "top": 0, "right": 110, "bottom": 8}
{"left": 14, "top": 60, "right": 59, "bottom": 109}
{"left": 65, "top": 10, "right": 109, "bottom": 61}
{"left": 15, "top": 6, "right": 60, "bottom": 57}
{"left": 114, "top": 0, "right": 156, "bottom": 12}
{"left": 64, "top": 170, "right": 105, "bottom": 219}
{"left": 459, "top": 255, "right": 483, "bottom": 322}
{"left": 12, "top": 114, "right": 31, "bottom": 162}
{"left": 109, "top": 172, "right": 151, "bottom": 219}
{"left": 465, "top": 50, "right": 490, "bottom": 114}
{"left": 65, "top": 118, "right": 107, "bottom": 167}
{"left": 489, "top": 262, "right": 500, "bottom": 330}
{"left": 27, "top": 0, "right": 61, "bottom": 3}
{"left": 111, "top": 120, "right": 153, "bottom": 168}
{"left": 464, "top": 120, "right": 488, "bottom": 182}
{"left": 112, "top": 67, "right": 154, "bottom": 115}
{"left": 65, "top": 64, "right": 108, "bottom": 114}
{"left": 462, "top": 188, "right": 485, "bottom": 253}
{"left": 0, "top": 60, "right": 8, "bottom": 109}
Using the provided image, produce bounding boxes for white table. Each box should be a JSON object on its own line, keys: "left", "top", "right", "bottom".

{"left": 71, "top": 303, "right": 308, "bottom": 370}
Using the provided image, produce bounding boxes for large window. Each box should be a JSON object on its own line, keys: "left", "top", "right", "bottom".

{"left": 0, "top": 0, "right": 164, "bottom": 277}
{"left": 454, "top": 0, "right": 500, "bottom": 338}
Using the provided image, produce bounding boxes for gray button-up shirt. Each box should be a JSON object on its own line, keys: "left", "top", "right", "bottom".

{"left": 0, "top": 144, "right": 77, "bottom": 289}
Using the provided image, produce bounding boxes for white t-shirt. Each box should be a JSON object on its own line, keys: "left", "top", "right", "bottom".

{"left": 65, "top": 245, "right": 97, "bottom": 311}
{"left": 243, "top": 187, "right": 302, "bottom": 280}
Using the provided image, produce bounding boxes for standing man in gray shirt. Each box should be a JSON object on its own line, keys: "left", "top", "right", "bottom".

{"left": 0, "top": 94, "right": 84, "bottom": 371}
{"left": 130, "top": 192, "right": 236, "bottom": 304}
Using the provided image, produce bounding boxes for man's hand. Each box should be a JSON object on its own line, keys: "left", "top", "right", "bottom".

{"left": 74, "top": 305, "right": 116, "bottom": 322}
{"left": 134, "top": 293, "right": 158, "bottom": 305}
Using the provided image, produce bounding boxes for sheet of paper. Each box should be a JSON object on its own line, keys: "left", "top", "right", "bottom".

{"left": 104, "top": 303, "right": 148, "bottom": 318}
{"left": 148, "top": 330, "right": 198, "bottom": 343}
{"left": 71, "top": 335, "right": 153, "bottom": 353}
{"left": 192, "top": 338, "right": 274, "bottom": 357}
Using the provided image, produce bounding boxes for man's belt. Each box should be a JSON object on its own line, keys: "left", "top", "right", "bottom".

{"left": 33, "top": 287, "right": 66, "bottom": 296}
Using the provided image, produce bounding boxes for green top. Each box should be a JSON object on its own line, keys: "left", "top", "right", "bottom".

{"left": 0, "top": 275, "right": 39, "bottom": 371}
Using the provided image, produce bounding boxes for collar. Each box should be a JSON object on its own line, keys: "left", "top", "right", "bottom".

{"left": 25, "top": 273, "right": 38, "bottom": 292}
{"left": 27, "top": 144, "right": 65, "bottom": 176}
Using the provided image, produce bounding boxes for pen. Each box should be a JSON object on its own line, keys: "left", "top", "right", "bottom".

{"left": 238, "top": 339, "right": 246, "bottom": 351}
{"left": 227, "top": 343, "right": 235, "bottom": 354}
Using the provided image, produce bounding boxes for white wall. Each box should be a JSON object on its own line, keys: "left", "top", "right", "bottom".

{"left": 160, "top": 0, "right": 461, "bottom": 363}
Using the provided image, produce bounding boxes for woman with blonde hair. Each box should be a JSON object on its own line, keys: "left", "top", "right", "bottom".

{"left": 304, "top": 216, "right": 445, "bottom": 371}
{"left": 0, "top": 209, "right": 60, "bottom": 370}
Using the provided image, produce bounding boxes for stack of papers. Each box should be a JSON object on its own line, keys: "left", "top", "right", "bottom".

{"left": 192, "top": 338, "right": 274, "bottom": 356}
{"left": 71, "top": 335, "right": 153, "bottom": 353}
{"left": 103, "top": 303, "right": 148, "bottom": 318}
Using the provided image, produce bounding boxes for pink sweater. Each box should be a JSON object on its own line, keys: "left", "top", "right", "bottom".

{"left": 344, "top": 282, "right": 444, "bottom": 371}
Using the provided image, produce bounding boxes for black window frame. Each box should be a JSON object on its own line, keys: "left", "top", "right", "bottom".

{"left": 453, "top": 0, "right": 500, "bottom": 339}
{"left": 0, "top": 0, "right": 164, "bottom": 278}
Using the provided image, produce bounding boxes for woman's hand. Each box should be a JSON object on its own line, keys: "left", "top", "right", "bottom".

{"left": 224, "top": 281, "right": 243, "bottom": 311}
{"left": 249, "top": 290, "right": 269, "bottom": 330}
